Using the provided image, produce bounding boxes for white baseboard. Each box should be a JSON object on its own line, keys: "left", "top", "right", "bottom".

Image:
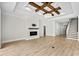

{"left": 77, "top": 39, "right": 79, "bottom": 41}
{"left": 66, "top": 38, "right": 78, "bottom": 40}
{"left": 46, "top": 35, "right": 56, "bottom": 37}
{"left": 2, "top": 37, "right": 41, "bottom": 44}
{"left": 2, "top": 38, "right": 26, "bottom": 44}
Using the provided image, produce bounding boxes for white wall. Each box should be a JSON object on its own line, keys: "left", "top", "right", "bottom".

{"left": 1, "top": 10, "right": 43, "bottom": 43}
{"left": 55, "top": 22, "right": 61, "bottom": 36}
{"left": 55, "top": 22, "right": 67, "bottom": 36}
{"left": 0, "top": 2, "right": 45, "bottom": 43}
{"left": 71, "top": 3, "right": 79, "bottom": 40}
{"left": 40, "top": 18, "right": 68, "bottom": 37}
{"left": 71, "top": 3, "right": 79, "bottom": 15}
{"left": 0, "top": 8, "right": 1, "bottom": 48}
{"left": 39, "top": 18, "right": 56, "bottom": 37}
{"left": 2, "top": 2, "right": 79, "bottom": 43}
{"left": 2, "top": 13, "right": 27, "bottom": 42}
{"left": 78, "top": 16, "right": 79, "bottom": 40}
{"left": 46, "top": 21, "right": 56, "bottom": 36}
{"left": 0, "top": 2, "right": 16, "bottom": 13}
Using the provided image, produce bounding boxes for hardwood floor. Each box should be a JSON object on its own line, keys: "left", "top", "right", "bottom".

{"left": 0, "top": 36, "right": 79, "bottom": 56}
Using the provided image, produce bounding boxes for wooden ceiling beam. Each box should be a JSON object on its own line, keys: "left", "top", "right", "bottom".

{"left": 35, "top": 2, "right": 53, "bottom": 12}
{"left": 49, "top": 7, "right": 61, "bottom": 13}
{"left": 47, "top": 4, "right": 61, "bottom": 14}
{"left": 43, "top": 12, "right": 54, "bottom": 16}
{"left": 43, "top": 7, "right": 61, "bottom": 16}
{"left": 29, "top": 2, "right": 61, "bottom": 16}
{"left": 35, "top": 2, "right": 48, "bottom": 12}
{"left": 29, "top": 2, "right": 41, "bottom": 9}
{"left": 29, "top": 2, "right": 50, "bottom": 14}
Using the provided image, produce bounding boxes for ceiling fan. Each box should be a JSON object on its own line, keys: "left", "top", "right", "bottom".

{"left": 29, "top": 2, "right": 61, "bottom": 16}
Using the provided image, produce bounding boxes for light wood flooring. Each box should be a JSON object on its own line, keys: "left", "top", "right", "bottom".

{"left": 0, "top": 36, "right": 79, "bottom": 56}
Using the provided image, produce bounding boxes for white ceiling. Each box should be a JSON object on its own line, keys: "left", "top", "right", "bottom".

{"left": 0, "top": 2, "right": 16, "bottom": 12}
{"left": 0, "top": 2, "right": 73, "bottom": 17}
{"left": 25, "top": 2, "right": 73, "bottom": 18}
{"left": 0, "top": 2, "right": 79, "bottom": 22}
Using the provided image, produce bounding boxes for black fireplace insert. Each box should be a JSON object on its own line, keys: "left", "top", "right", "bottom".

{"left": 30, "top": 31, "right": 37, "bottom": 36}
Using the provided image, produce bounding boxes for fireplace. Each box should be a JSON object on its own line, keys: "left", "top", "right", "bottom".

{"left": 30, "top": 31, "right": 37, "bottom": 36}
{"left": 28, "top": 23, "right": 39, "bottom": 39}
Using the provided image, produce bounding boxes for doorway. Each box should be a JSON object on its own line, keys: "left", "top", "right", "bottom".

{"left": 43, "top": 26, "right": 46, "bottom": 37}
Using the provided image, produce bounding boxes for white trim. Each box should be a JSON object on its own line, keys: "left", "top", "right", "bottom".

{"left": 66, "top": 38, "right": 78, "bottom": 40}
{"left": 77, "top": 39, "right": 79, "bottom": 41}
{"left": 2, "top": 38, "right": 26, "bottom": 44}
{"left": 46, "top": 35, "right": 56, "bottom": 37}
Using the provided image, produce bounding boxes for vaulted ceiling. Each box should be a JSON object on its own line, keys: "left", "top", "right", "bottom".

{"left": 0, "top": 2, "right": 78, "bottom": 19}
{"left": 28, "top": 2, "right": 61, "bottom": 16}
{"left": 25, "top": 2, "right": 73, "bottom": 18}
